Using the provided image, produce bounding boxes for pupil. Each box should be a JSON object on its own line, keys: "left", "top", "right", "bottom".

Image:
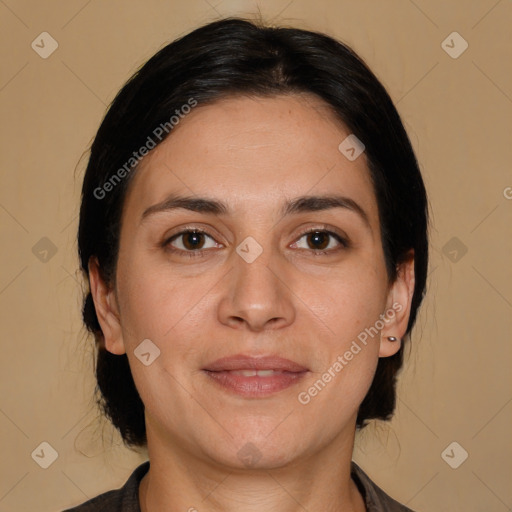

{"left": 309, "top": 231, "right": 328, "bottom": 250}
{"left": 184, "top": 232, "right": 203, "bottom": 250}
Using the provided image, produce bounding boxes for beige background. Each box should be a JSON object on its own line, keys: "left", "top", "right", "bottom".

{"left": 1, "top": 0, "right": 511, "bottom": 510}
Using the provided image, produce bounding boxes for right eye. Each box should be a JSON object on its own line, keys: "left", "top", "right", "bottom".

{"left": 164, "top": 229, "right": 221, "bottom": 257}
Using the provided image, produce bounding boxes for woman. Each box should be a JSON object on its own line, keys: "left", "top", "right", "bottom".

{"left": 66, "top": 17, "right": 428, "bottom": 512}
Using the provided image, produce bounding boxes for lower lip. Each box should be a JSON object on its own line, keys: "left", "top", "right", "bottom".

{"left": 203, "top": 370, "right": 308, "bottom": 397}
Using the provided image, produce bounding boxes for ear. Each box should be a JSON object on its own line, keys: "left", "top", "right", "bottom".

{"left": 88, "top": 257, "right": 126, "bottom": 355}
{"left": 379, "top": 250, "right": 415, "bottom": 358}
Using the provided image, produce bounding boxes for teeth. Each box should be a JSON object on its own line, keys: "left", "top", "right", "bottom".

{"left": 230, "top": 370, "right": 281, "bottom": 377}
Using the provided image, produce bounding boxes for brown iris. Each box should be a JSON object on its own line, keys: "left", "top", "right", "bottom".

{"left": 306, "top": 231, "right": 330, "bottom": 250}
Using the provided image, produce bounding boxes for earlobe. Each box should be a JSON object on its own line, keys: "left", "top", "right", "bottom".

{"left": 88, "top": 257, "right": 126, "bottom": 355}
{"left": 379, "top": 335, "right": 402, "bottom": 357}
{"left": 379, "top": 251, "right": 415, "bottom": 358}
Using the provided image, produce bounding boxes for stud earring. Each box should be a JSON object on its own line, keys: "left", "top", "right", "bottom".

{"left": 387, "top": 336, "right": 398, "bottom": 342}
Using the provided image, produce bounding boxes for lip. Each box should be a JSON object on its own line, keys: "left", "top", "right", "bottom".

{"left": 203, "top": 354, "right": 308, "bottom": 372}
{"left": 202, "top": 354, "right": 308, "bottom": 398}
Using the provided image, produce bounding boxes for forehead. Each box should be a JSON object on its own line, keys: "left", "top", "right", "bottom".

{"left": 122, "top": 93, "right": 377, "bottom": 222}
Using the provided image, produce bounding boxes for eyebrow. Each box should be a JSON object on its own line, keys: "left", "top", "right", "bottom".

{"left": 141, "top": 193, "right": 371, "bottom": 229}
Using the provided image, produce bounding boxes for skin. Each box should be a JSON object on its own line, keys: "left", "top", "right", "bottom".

{"left": 89, "top": 93, "right": 415, "bottom": 512}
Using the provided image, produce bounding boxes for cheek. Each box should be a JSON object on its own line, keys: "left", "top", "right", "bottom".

{"left": 296, "top": 256, "right": 388, "bottom": 341}
{"left": 115, "top": 251, "right": 223, "bottom": 378}
{"left": 294, "top": 278, "right": 384, "bottom": 426}
{"left": 116, "top": 237, "right": 182, "bottom": 324}
{"left": 115, "top": 260, "right": 211, "bottom": 419}
{"left": 292, "top": 256, "right": 387, "bottom": 393}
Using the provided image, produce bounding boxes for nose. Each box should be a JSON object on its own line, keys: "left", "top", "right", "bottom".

{"left": 217, "top": 245, "right": 295, "bottom": 332}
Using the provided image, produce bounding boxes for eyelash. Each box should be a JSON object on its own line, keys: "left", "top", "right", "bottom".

{"left": 162, "top": 227, "right": 349, "bottom": 259}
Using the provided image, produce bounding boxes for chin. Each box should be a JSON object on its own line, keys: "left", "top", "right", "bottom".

{"left": 202, "top": 426, "right": 308, "bottom": 471}
{"left": 209, "top": 443, "right": 296, "bottom": 471}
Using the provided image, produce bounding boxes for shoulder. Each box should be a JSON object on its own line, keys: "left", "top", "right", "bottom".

{"left": 62, "top": 461, "right": 149, "bottom": 512}
{"left": 351, "top": 461, "right": 416, "bottom": 512}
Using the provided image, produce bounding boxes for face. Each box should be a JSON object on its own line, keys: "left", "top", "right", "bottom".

{"left": 90, "top": 93, "right": 414, "bottom": 470}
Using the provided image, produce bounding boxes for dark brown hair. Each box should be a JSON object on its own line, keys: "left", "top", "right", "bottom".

{"left": 78, "top": 17, "right": 429, "bottom": 447}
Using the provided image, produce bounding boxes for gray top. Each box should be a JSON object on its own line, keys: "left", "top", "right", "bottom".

{"left": 63, "top": 460, "right": 415, "bottom": 511}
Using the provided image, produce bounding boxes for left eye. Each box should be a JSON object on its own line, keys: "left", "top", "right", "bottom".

{"left": 166, "top": 230, "right": 218, "bottom": 251}
{"left": 292, "top": 230, "right": 346, "bottom": 252}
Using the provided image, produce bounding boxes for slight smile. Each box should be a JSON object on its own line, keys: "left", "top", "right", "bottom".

{"left": 202, "top": 354, "right": 309, "bottom": 398}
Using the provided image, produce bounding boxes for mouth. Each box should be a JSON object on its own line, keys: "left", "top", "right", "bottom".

{"left": 202, "top": 354, "right": 309, "bottom": 398}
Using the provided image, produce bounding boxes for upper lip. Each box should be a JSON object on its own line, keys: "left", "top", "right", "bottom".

{"left": 203, "top": 354, "right": 308, "bottom": 372}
